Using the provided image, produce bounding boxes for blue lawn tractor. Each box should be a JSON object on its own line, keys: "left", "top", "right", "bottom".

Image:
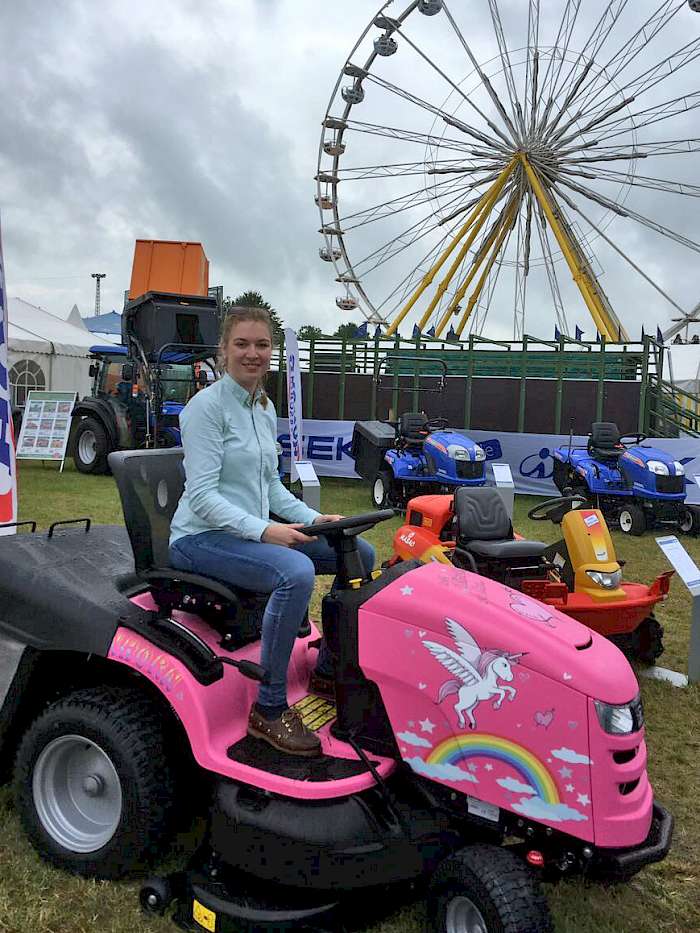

{"left": 553, "top": 421, "right": 697, "bottom": 536}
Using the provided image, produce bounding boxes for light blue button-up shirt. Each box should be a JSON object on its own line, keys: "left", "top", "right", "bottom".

{"left": 169, "top": 373, "right": 319, "bottom": 545}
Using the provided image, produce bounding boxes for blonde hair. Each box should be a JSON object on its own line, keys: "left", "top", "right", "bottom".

{"left": 220, "top": 306, "right": 274, "bottom": 407}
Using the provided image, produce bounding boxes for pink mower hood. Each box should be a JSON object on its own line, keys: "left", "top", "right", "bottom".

{"left": 363, "top": 562, "right": 639, "bottom": 705}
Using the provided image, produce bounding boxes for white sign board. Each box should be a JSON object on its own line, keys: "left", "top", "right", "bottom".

{"left": 656, "top": 536, "right": 700, "bottom": 596}
{"left": 16, "top": 390, "right": 77, "bottom": 472}
{"left": 492, "top": 463, "right": 514, "bottom": 486}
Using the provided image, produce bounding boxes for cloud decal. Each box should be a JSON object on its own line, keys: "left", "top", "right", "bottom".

{"left": 398, "top": 731, "right": 433, "bottom": 748}
{"left": 551, "top": 747, "right": 593, "bottom": 765}
{"left": 404, "top": 757, "right": 478, "bottom": 783}
{"left": 512, "top": 796, "right": 588, "bottom": 823}
{"left": 497, "top": 777, "right": 537, "bottom": 795}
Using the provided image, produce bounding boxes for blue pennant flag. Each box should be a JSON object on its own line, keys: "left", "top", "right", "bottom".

{"left": 641, "top": 324, "right": 645, "bottom": 340}
{"left": 373, "top": 324, "right": 382, "bottom": 339}
{"left": 575, "top": 325, "right": 584, "bottom": 341}
{"left": 355, "top": 321, "right": 368, "bottom": 339}
{"left": 554, "top": 325, "right": 561, "bottom": 341}
{"left": 427, "top": 325, "right": 436, "bottom": 337}
{"left": 412, "top": 324, "right": 421, "bottom": 338}
{"left": 595, "top": 332, "right": 601, "bottom": 343}
{"left": 447, "top": 326, "right": 458, "bottom": 341}
{"left": 656, "top": 326, "right": 664, "bottom": 344}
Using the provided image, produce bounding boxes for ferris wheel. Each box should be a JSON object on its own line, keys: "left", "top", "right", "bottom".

{"left": 316, "top": 0, "right": 700, "bottom": 341}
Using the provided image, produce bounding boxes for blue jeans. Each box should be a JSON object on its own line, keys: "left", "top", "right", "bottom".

{"left": 169, "top": 531, "right": 375, "bottom": 708}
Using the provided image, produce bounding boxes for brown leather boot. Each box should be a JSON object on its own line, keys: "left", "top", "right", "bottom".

{"left": 248, "top": 706, "right": 322, "bottom": 757}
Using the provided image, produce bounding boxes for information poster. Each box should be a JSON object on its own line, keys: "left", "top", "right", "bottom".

{"left": 16, "top": 391, "right": 77, "bottom": 470}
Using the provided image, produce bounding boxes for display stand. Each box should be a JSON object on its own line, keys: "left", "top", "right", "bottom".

{"left": 294, "top": 460, "right": 321, "bottom": 512}
{"left": 641, "top": 535, "right": 700, "bottom": 688}
{"left": 490, "top": 462, "right": 514, "bottom": 520}
{"left": 15, "top": 391, "right": 77, "bottom": 473}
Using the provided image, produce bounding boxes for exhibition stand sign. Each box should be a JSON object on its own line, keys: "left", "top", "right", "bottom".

{"left": 16, "top": 390, "right": 77, "bottom": 472}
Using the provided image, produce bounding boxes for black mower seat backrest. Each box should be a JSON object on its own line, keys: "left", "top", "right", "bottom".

{"left": 588, "top": 422, "right": 624, "bottom": 460}
{"left": 399, "top": 411, "right": 429, "bottom": 444}
{"left": 455, "top": 487, "right": 546, "bottom": 560}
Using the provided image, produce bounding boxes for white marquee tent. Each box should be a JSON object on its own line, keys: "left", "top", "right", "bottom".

{"left": 7, "top": 297, "right": 117, "bottom": 407}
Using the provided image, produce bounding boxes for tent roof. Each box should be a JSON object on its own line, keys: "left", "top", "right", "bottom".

{"left": 82, "top": 310, "right": 122, "bottom": 336}
{"left": 7, "top": 297, "right": 117, "bottom": 356}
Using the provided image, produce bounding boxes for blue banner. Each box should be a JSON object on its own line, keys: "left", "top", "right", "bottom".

{"left": 0, "top": 217, "right": 18, "bottom": 532}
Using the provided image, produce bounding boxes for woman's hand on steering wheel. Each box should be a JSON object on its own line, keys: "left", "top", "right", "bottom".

{"left": 262, "top": 523, "right": 316, "bottom": 546}
{"left": 314, "top": 513, "right": 345, "bottom": 524}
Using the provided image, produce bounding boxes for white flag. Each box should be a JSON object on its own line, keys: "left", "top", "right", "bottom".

{"left": 0, "top": 216, "right": 18, "bottom": 533}
{"left": 284, "top": 328, "right": 303, "bottom": 482}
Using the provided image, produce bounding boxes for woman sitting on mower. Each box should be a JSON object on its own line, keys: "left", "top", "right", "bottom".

{"left": 169, "top": 307, "right": 375, "bottom": 757}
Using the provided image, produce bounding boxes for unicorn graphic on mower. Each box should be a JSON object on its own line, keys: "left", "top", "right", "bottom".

{"left": 424, "top": 618, "right": 522, "bottom": 729}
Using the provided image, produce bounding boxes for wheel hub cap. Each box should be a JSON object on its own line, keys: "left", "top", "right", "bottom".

{"left": 78, "top": 430, "right": 97, "bottom": 464}
{"left": 446, "top": 895, "right": 488, "bottom": 933}
{"left": 33, "top": 735, "right": 123, "bottom": 852}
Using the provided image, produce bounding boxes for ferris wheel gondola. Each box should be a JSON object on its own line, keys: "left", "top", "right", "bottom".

{"left": 315, "top": 0, "right": 700, "bottom": 341}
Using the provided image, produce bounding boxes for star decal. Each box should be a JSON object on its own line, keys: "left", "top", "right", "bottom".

{"left": 577, "top": 793, "right": 590, "bottom": 807}
{"left": 565, "top": 783, "right": 575, "bottom": 793}
{"left": 400, "top": 585, "right": 414, "bottom": 596}
{"left": 408, "top": 720, "right": 415, "bottom": 728}
{"left": 467, "top": 763, "right": 478, "bottom": 772}
{"left": 558, "top": 766, "right": 573, "bottom": 779}
{"left": 419, "top": 718, "right": 435, "bottom": 734}
{"left": 484, "top": 763, "right": 493, "bottom": 771}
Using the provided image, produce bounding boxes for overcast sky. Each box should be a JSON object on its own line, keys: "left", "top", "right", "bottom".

{"left": 0, "top": 0, "right": 698, "bottom": 340}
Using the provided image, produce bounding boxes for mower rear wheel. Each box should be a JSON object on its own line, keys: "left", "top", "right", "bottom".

{"left": 13, "top": 686, "right": 178, "bottom": 879}
{"left": 631, "top": 616, "right": 665, "bottom": 665}
{"left": 618, "top": 505, "right": 646, "bottom": 536}
{"left": 372, "top": 470, "right": 394, "bottom": 508}
{"left": 428, "top": 844, "right": 553, "bottom": 933}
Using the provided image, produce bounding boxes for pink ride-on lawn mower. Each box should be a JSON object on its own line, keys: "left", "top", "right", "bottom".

{"left": 0, "top": 449, "right": 673, "bottom": 933}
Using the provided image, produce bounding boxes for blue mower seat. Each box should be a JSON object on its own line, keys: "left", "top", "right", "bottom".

{"left": 399, "top": 411, "right": 429, "bottom": 447}
{"left": 588, "top": 422, "right": 625, "bottom": 461}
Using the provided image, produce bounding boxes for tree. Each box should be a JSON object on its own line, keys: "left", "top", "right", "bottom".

{"left": 297, "top": 325, "right": 324, "bottom": 340}
{"left": 334, "top": 322, "right": 359, "bottom": 340}
{"left": 222, "top": 290, "right": 284, "bottom": 338}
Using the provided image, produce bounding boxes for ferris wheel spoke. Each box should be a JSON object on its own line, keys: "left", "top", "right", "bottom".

{"left": 553, "top": 175, "right": 700, "bottom": 254}
{"left": 560, "top": 137, "right": 700, "bottom": 161}
{"left": 390, "top": 21, "right": 515, "bottom": 154}
{"left": 535, "top": 0, "right": 582, "bottom": 129}
{"left": 441, "top": 2, "right": 520, "bottom": 144}
{"left": 533, "top": 208, "right": 570, "bottom": 334}
{"left": 588, "top": 90, "right": 700, "bottom": 144}
{"left": 558, "top": 166, "right": 700, "bottom": 199}
{"left": 571, "top": 0, "right": 684, "bottom": 117}
{"left": 486, "top": 0, "right": 528, "bottom": 140}
{"left": 345, "top": 119, "right": 480, "bottom": 156}
{"left": 333, "top": 158, "right": 481, "bottom": 181}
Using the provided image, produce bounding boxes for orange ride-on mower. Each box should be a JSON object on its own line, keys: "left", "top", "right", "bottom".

{"left": 388, "top": 488, "right": 673, "bottom": 664}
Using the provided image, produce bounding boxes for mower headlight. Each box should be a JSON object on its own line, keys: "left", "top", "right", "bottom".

{"left": 594, "top": 695, "right": 644, "bottom": 735}
{"left": 448, "top": 445, "right": 470, "bottom": 461}
{"left": 647, "top": 460, "right": 669, "bottom": 476}
{"left": 473, "top": 446, "right": 486, "bottom": 461}
{"left": 673, "top": 461, "right": 685, "bottom": 475}
{"left": 585, "top": 569, "right": 623, "bottom": 589}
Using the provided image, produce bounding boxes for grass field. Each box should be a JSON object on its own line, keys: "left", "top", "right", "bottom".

{"left": 1, "top": 460, "right": 699, "bottom": 933}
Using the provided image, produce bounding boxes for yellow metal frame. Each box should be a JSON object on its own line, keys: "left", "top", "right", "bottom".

{"left": 386, "top": 152, "right": 630, "bottom": 341}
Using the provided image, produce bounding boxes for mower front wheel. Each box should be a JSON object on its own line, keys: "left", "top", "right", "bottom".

{"left": 678, "top": 506, "right": 699, "bottom": 536}
{"left": 372, "top": 470, "right": 394, "bottom": 509}
{"left": 618, "top": 505, "right": 646, "bottom": 536}
{"left": 13, "top": 686, "right": 178, "bottom": 879}
{"left": 428, "top": 844, "right": 553, "bottom": 933}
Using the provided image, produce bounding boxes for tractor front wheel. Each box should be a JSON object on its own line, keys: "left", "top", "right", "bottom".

{"left": 618, "top": 504, "right": 646, "bottom": 536}
{"left": 428, "top": 844, "right": 553, "bottom": 933}
{"left": 74, "top": 417, "right": 111, "bottom": 474}
{"left": 372, "top": 470, "right": 394, "bottom": 508}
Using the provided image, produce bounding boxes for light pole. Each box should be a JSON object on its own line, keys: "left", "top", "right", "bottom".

{"left": 91, "top": 272, "right": 106, "bottom": 316}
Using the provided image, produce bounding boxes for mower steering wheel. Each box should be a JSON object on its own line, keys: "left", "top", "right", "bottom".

{"left": 426, "top": 417, "right": 448, "bottom": 431}
{"left": 527, "top": 495, "right": 587, "bottom": 523}
{"left": 298, "top": 510, "right": 396, "bottom": 538}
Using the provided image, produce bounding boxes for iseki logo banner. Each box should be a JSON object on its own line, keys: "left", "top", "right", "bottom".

{"left": 0, "top": 218, "right": 18, "bottom": 531}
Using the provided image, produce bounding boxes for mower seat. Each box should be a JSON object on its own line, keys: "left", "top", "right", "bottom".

{"left": 588, "top": 422, "right": 625, "bottom": 461}
{"left": 399, "top": 411, "right": 429, "bottom": 447}
{"left": 108, "top": 448, "right": 267, "bottom": 636}
{"left": 455, "top": 487, "right": 546, "bottom": 560}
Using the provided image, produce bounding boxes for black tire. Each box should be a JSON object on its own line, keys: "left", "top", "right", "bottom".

{"left": 140, "top": 876, "right": 175, "bottom": 916}
{"left": 13, "top": 686, "right": 178, "bottom": 879}
{"left": 631, "top": 616, "right": 665, "bottom": 665}
{"left": 73, "top": 416, "right": 111, "bottom": 474}
{"left": 428, "top": 844, "right": 553, "bottom": 933}
{"left": 371, "top": 469, "right": 393, "bottom": 508}
{"left": 618, "top": 504, "right": 646, "bottom": 536}
{"left": 678, "top": 506, "right": 699, "bottom": 536}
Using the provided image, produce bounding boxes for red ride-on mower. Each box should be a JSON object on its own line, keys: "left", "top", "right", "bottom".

{"left": 389, "top": 488, "right": 673, "bottom": 664}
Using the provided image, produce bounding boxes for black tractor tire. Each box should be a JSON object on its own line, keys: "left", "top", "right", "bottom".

{"left": 13, "top": 686, "right": 178, "bottom": 879}
{"left": 428, "top": 844, "right": 553, "bottom": 933}
{"left": 631, "top": 616, "right": 665, "bottom": 665}
{"left": 678, "top": 506, "right": 700, "bottom": 536}
{"left": 371, "top": 469, "right": 394, "bottom": 509}
{"left": 618, "top": 504, "right": 646, "bottom": 536}
{"left": 73, "top": 416, "right": 111, "bottom": 474}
